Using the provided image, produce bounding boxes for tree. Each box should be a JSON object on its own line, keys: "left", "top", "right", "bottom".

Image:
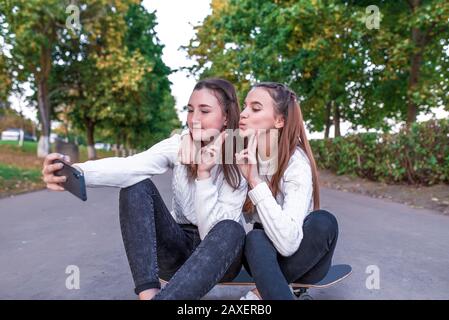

{"left": 0, "top": 52, "right": 12, "bottom": 109}
{"left": 184, "top": 0, "right": 253, "bottom": 101}
{"left": 51, "top": 2, "right": 179, "bottom": 158}
{"left": 0, "top": 0, "right": 68, "bottom": 157}
{"left": 2, "top": 0, "right": 179, "bottom": 159}
{"left": 341, "top": 0, "right": 449, "bottom": 126}
{"left": 186, "top": 0, "right": 449, "bottom": 136}
{"left": 186, "top": 0, "right": 376, "bottom": 136}
{"left": 121, "top": 3, "right": 179, "bottom": 149}
{"left": 51, "top": 0, "right": 148, "bottom": 159}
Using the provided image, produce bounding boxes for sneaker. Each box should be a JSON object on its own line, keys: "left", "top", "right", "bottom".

{"left": 240, "top": 290, "right": 261, "bottom": 300}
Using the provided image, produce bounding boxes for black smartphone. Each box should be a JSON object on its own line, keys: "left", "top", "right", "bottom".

{"left": 53, "top": 159, "right": 87, "bottom": 201}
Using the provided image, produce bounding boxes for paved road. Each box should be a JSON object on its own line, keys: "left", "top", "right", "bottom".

{"left": 1, "top": 172, "right": 448, "bottom": 299}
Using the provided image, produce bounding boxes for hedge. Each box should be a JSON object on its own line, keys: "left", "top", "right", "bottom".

{"left": 310, "top": 119, "right": 449, "bottom": 185}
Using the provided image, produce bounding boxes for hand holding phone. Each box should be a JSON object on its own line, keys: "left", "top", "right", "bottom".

{"left": 42, "top": 153, "right": 87, "bottom": 201}
{"left": 52, "top": 158, "right": 87, "bottom": 201}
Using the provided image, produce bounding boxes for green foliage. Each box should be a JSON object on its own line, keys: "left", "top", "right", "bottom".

{"left": 311, "top": 119, "right": 449, "bottom": 185}
{"left": 186, "top": 0, "right": 449, "bottom": 132}
{"left": 1, "top": 0, "right": 180, "bottom": 154}
{"left": 0, "top": 53, "right": 11, "bottom": 106}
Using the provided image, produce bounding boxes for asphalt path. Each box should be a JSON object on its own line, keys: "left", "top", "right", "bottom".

{"left": 1, "top": 172, "right": 448, "bottom": 299}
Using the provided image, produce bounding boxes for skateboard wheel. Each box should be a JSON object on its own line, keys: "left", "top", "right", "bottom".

{"left": 298, "top": 293, "right": 313, "bottom": 300}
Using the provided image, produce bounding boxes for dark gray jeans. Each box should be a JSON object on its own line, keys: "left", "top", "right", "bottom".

{"left": 244, "top": 210, "right": 339, "bottom": 300}
{"left": 119, "top": 178, "right": 245, "bottom": 299}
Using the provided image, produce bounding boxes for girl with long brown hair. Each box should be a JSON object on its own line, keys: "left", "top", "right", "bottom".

{"left": 236, "top": 82, "right": 339, "bottom": 300}
{"left": 42, "top": 78, "right": 247, "bottom": 300}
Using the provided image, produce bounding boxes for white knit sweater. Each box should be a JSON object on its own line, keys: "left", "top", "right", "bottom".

{"left": 247, "top": 147, "right": 314, "bottom": 257}
{"left": 74, "top": 133, "right": 248, "bottom": 240}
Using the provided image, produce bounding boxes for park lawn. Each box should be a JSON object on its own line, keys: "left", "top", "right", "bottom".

{"left": 0, "top": 163, "right": 44, "bottom": 197}
{"left": 0, "top": 140, "right": 114, "bottom": 197}
{"left": 0, "top": 140, "right": 115, "bottom": 162}
{"left": 0, "top": 140, "right": 38, "bottom": 153}
{"left": 0, "top": 141, "right": 43, "bottom": 170}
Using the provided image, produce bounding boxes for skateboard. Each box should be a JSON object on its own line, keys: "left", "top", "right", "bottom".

{"left": 219, "top": 264, "right": 352, "bottom": 300}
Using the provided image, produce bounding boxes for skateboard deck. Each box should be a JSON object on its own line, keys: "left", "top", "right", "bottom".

{"left": 219, "top": 264, "right": 352, "bottom": 289}
{"left": 160, "top": 264, "right": 352, "bottom": 299}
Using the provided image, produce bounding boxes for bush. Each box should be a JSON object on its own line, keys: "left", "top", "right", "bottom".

{"left": 310, "top": 119, "right": 449, "bottom": 185}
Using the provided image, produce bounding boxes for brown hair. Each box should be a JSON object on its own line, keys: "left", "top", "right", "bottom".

{"left": 243, "top": 82, "right": 320, "bottom": 212}
{"left": 186, "top": 78, "right": 241, "bottom": 189}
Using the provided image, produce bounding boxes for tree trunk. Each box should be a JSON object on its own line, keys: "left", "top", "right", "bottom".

{"left": 36, "top": 42, "right": 52, "bottom": 158}
{"left": 324, "top": 101, "right": 332, "bottom": 139}
{"left": 126, "top": 135, "right": 131, "bottom": 156}
{"left": 37, "top": 135, "right": 50, "bottom": 157}
{"left": 407, "top": 29, "right": 423, "bottom": 126}
{"left": 18, "top": 107, "right": 24, "bottom": 147}
{"left": 86, "top": 119, "right": 96, "bottom": 160}
{"left": 406, "top": 0, "right": 423, "bottom": 127}
{"left": 115, "top": 135, "right": 120, "bottom": 157}
{"left": 121, "top": 133, "right": 127, "bottom": 157}
{"left": 64, "top": 121, "right": 69, "bottom": 143}
{"left": 333, "top": 101, "right": 341, "bottom": 137}
{"left": 37, "top": 79, "right": 51, "bottom": 158}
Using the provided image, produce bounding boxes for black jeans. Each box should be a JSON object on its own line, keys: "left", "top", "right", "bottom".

{"left": 119, "top": 178, "right": 245, "bottom": 299}
{"left": 244, "top": 210, "right": 339, "bottom": 300}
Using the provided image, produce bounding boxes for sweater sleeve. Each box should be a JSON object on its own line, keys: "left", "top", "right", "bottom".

{"left": 248, "top": 153, "right": 313, "bottom": 256}
{"left": 194, "top": 174, "right": 248, "bottom": 240}
{"left": 74, "top": 134, "right": 180, "bottom": 188}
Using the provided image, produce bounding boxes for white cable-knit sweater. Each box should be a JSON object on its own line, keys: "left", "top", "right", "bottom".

{"left": 247, "top": 147, "right": 314, "bottom": 257}
{"left": 74, "top": 133, "right": 248, "bottom": 240}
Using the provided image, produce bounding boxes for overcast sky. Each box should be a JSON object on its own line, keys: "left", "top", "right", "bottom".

{"left": 142, "top": 0, "right": 211, "bottom": 125}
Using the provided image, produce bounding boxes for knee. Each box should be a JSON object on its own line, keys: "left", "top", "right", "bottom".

{"left": 307, "top": 210, "right": 339, "bottom": 239}
{"left": 244, "top": 229, "right": 268, "bottom": 253}
{"left": 213, "top": 220, "right": 246, "bottom": 242}
{"left": 119, "top": 178, "right": 156, "bottom": 201}
{"left": 119, "top": 179, "right": 157, "bottom": 215}
{"left": 246, "top": 229, "right": 266, "bottom": 244}
{"left": 244, "top": 229, "right": 277, "bottom": 265}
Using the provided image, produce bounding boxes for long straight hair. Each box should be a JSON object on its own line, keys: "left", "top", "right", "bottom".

{"left": 186, "top": 78, "right": 241, "bottom": 189}
{"left": 243, "top": 82, "right": 320, "bottom": 212}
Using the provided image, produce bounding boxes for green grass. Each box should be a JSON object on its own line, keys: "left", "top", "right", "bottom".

{"left": 0, "top": 140, "right": 114, "bottom": 160}
{"left": 0, "top": 140, "right": 38, "bottom": 154}
{"left": 0, "top": 164, "right": 42, "bottom": 182}
{"left": 0, "top": 163, "right": 44, "bottom": 196}
{"left": 0, "top": 140, "right": 117, "bottom": 196}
